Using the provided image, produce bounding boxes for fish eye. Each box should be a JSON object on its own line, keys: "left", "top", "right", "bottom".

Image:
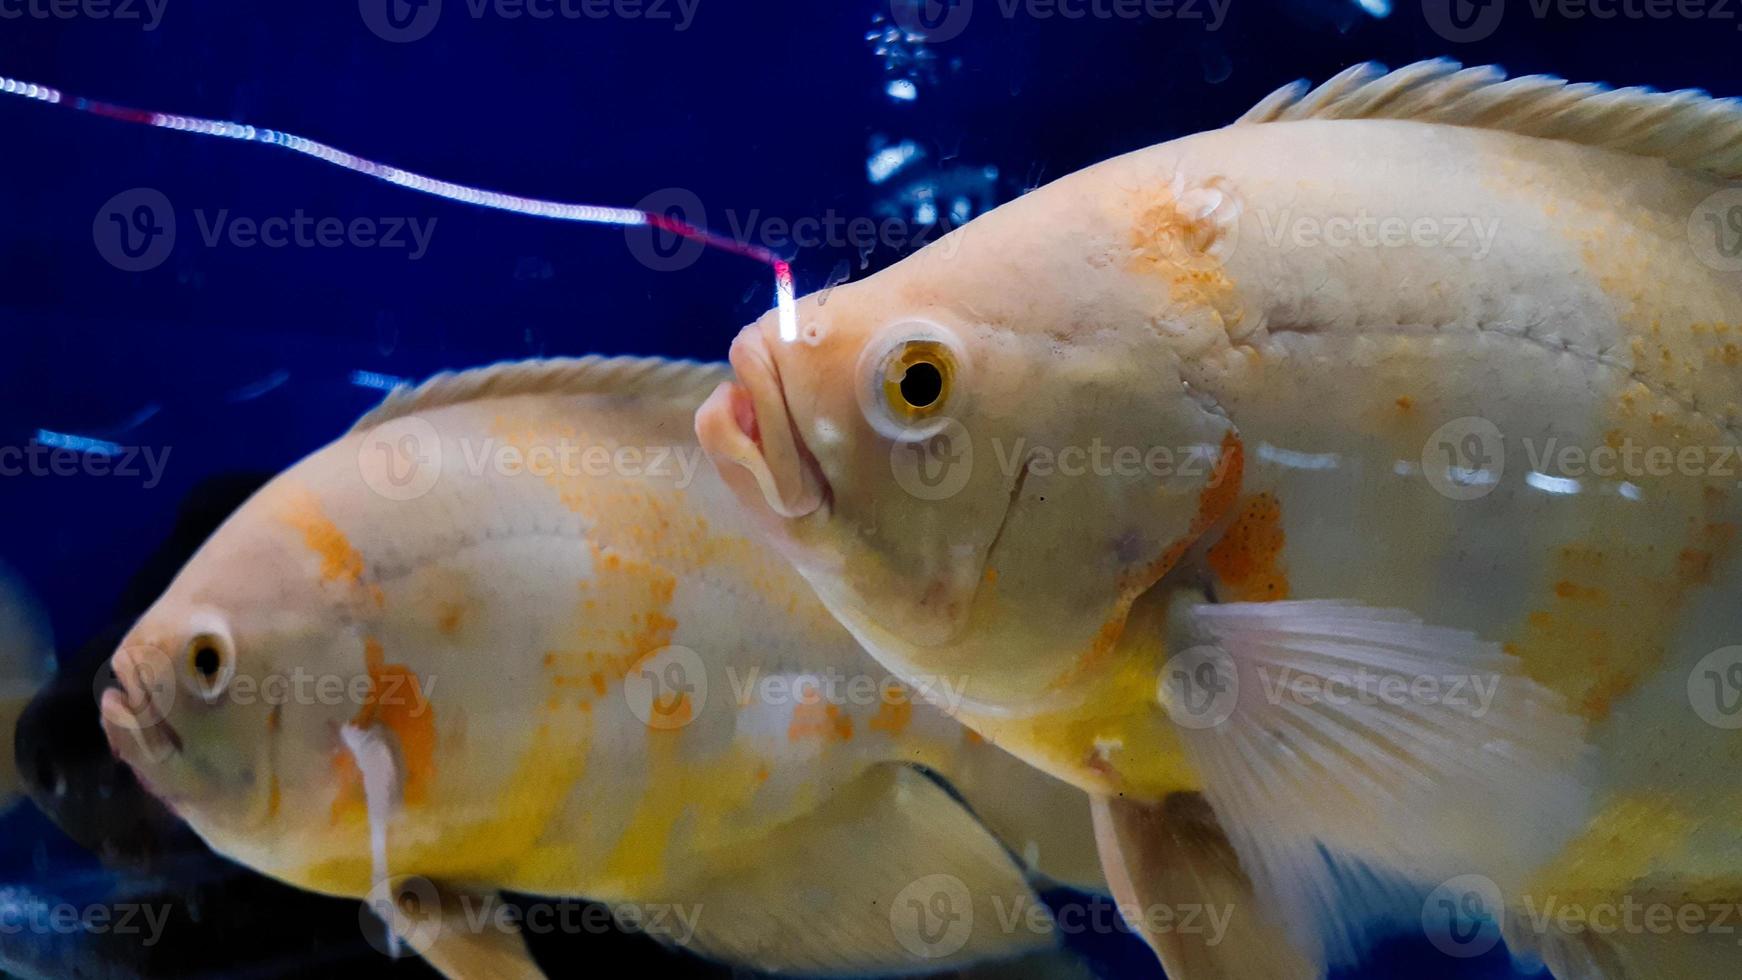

{"left": 858, "top": 322, "right": 969, "bottom": 442}
{"left": 882, "top": 341, "right": 953, "bottom": 417}
{"left": 185, "top": 632, "right": 234, "bottom": 702}
{"left": 896, "top": 357, "right": 944, "bottom": 409}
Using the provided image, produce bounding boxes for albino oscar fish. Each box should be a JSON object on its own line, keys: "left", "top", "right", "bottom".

{"left": 1, "top": 561, "right": 54, "bottom": 812}
{"left": 696, "top": 60, "right": 1742, "bottom": 978}
{"left": 99, "top": 357, "right": 1110, "bottom": 980}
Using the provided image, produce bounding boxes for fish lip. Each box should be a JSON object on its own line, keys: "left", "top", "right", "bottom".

{"left": 100, "top": 686, "right": 182, "bottom": 769}
{"left": 699, "top": 322, "right": 828, "bottom": 520}
{"left": 99, "top": 646, "right": 184, "bottom": 768}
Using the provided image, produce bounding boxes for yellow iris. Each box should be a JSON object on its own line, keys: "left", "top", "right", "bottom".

{"left": 880, "top": 340, "right": 954, "bottom": 421}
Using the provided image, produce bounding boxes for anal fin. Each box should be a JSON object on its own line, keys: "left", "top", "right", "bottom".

{"left": 1093, "top": 791, "right": 1318, "bottom": 980}
{"left": 657, "top": 763, "right": 1058, "bottom": 975}
{"left": 368, "top": 880, "right": 546, "bottom": 980}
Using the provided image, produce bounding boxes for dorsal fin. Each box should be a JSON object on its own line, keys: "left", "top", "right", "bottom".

{"left": 350, "top": 355, "right": 731, "bottom": 433}
{"left": 1236, "top": 59, "right": 1742, "bottom": 180}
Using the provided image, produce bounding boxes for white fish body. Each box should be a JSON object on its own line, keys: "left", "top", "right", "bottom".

{"left": 696, "top": 61, "right": 1742, "bottom": 978}
{"left": 102, "top": 358, "right": 1101, "bottom": 978}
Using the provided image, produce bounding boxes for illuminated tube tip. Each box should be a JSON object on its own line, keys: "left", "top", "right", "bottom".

{"left": 774, "top": 261, "right": 798, "bottom": 343}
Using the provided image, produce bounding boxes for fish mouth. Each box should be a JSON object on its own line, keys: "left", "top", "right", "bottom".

{"left": 99, "top": 645, "right": 183, "bottom": 769}
{"left": 697, "top": 320, "right": 827, "bottom": 520}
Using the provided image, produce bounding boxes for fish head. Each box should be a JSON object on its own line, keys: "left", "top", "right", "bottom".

{"left": 697, "top": 197, "right": 1239, "bottom": 710}
{"left": 99, "top": 498, "right": 360, "bottom": 848}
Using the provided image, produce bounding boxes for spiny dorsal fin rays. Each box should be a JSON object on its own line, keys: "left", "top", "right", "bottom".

{"left": 1235, "top": 58, "right": 1742, "bottom": 180}
{"left": 351, "top": 355, "right": 732, "bottom": 434}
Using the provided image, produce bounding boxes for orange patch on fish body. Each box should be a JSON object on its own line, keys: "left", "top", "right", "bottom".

{"left": 331, "top": 638, "right": 438, "bottom": 822}
{"left": 1512, "top": 516, "right": 1737, "bottom": 721}
{"left": 788, "top": 699, "right": 854, "bottom": 744}
{"left": 435, "top": 601, "right": 465, "bottom": 636}
{"left": 278, "top": 487, "right": 385, "bottom": 608}
{"left": 1053, "top": 432, "right": 1246, "bottom": 696}
{"left": 868, "top": 698, "right": 913, "bottom": 737}
{"left": 1116, "top": 430, "right": 1245, "bottom": 595}
{"left": 1125, "top": 180, "right": 1243, "bottom": 331}
{"left": 306, "top": 712, "right": 593, "bottom": 897}
{"left": 1206, "top": 493, "right": 1289, "bottom": 602}
{"left": 563, "top": 542, "right": 680, "bottom": 711}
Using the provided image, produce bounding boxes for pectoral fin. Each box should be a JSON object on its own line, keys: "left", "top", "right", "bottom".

{"left": 1161, "top": 599, "right": 1596, "bottom": 964}
{"left": 1093, "top": 792, "right": 1317, "bottom": 980}
{"left": 656, "top": 763, "right": 1058, "bottom": 975}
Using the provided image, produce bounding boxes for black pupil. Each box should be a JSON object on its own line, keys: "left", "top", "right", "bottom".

{"left": 899, "top": 361, "right": 944, "bottom": 408}
{"left": 194, "top": 645, "right": 221, "bottom": 679}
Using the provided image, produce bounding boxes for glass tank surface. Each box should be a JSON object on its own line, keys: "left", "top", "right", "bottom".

{"left": 2, "top": 2, "right": 1740, "bottom": 978}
